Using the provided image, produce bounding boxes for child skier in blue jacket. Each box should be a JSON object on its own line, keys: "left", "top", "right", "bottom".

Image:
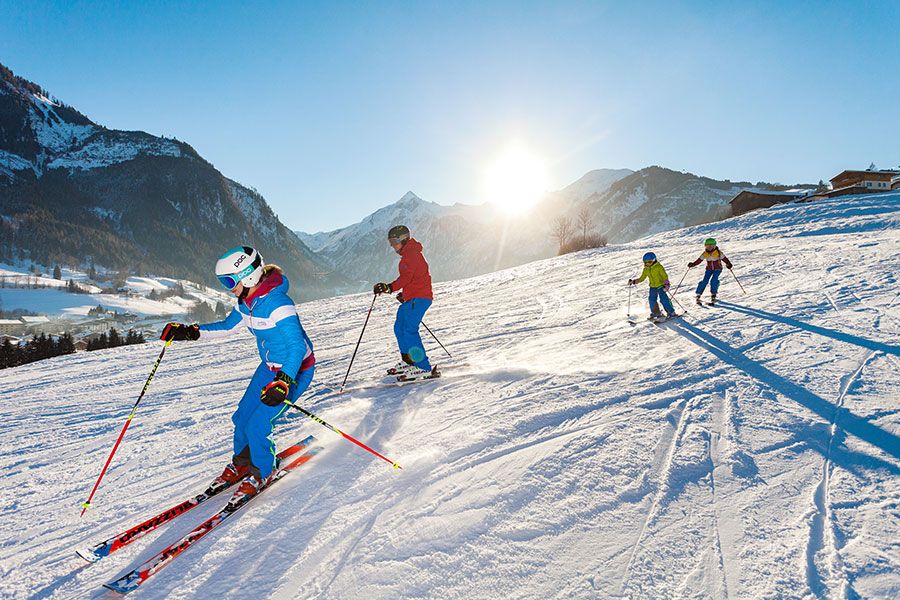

{"left": 160, "top": 246, "right": 315, "bottom": 498}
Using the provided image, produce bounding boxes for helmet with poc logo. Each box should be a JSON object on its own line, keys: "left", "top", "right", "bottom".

{"left": 215, "top": 246, "right": 264, "bottom": 290}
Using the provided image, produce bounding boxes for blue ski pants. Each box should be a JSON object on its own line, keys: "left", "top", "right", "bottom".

{"left": 394, "top": 297, "right": 432, "bottom": 371}
{"left": 695, "top": 269, "right": 722, "bottom": 296}
{"left": 231, "top": 362, "right": 315, "bottom": 479}
{"left": 649, "top": 286, "right": 675, "bottom": 316}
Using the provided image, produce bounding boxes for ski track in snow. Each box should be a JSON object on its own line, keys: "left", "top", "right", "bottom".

{"left": 1, "top": 192, "right": 899, "bottom": 599}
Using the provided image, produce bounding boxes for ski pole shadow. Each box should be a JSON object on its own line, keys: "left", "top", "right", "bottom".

{"left": 716, "top": 300, "right": 899, "bottom": 356}
{"left": 667, "top": 320, "right": 900, "bottom": 462}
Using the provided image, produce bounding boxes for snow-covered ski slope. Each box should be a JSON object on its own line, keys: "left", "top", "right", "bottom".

{"left": 1, "top": 191, "right": 898, "bottom": 599}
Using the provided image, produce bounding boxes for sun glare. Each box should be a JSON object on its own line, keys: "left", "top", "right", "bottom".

{"left": 485, "top": 146, "right": 548, "bottom": 215}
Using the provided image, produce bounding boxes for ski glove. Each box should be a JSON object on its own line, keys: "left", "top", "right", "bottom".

{"left": 627, "top": 279, "right": 636, "bottom": 286}
{"left": 373, "top": 282, "right": 392, "bottom": 295}
{"left": 663, "top": 280, "right": 670, "bottom": 291}
{"left": 396, "top": 292, "right": 404, "bottom": 303}
{"left": 261, "top": 371, "right": 295, "bottom": 406}
{"left": 160, "top": 323, "right": 200, "bottom": 342}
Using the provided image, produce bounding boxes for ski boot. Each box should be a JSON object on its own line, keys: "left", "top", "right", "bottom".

{"left": 386, "top": 361, "right": 417, "bottom": 376}
{"left": 231, "top": 473, "right": 273, "bottom": 503}
{"left": 397, "top": 365, "right": 441, "bottom": 382}
{"left": 206, "top": 462, "right": 250, "bottom": 494}
{"left": 647, "top": 311, "right": 663, "bottom": 321}
{"left": 386, "top": 354, "right": 417, "bottom": 375}
{"left": 695, "top": 294, "right": 702, "bottom": 306}
{"left": 709, "top": 294, "right": 717, "bottom": 306}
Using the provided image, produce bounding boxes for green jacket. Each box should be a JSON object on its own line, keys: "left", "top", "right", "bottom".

{"left": 636, "top": 262, "right": 669, "bottom": 288}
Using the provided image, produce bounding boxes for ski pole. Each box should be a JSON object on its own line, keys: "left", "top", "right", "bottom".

{"left": 671, "top": 266, "right": 693, "bottom": 297}
{"left": 283, "top": 400, "right": 401, "bottom": 469}
{"left": 422, "top": 322, "right": 451, "bottom": 357}
{"left": 81, "top": 339, "right": 172, "bottom": 516}
{"left": 339, "top": 294, "right": 378, "bottom": 393}
{"left": 627, "top": 281, "right": 633, "bottom": 319}
{"left": 729, "top": 268, "right": 747, "bottom": 294}
{"left": 667, "top": 289, "right": 690, "bottom": 314}
{"left": 395, "top": 294, "right": 451, "bottom": 357}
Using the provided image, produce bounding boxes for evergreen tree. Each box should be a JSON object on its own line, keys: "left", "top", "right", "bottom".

{"left": 108, "top": 328, "right": 121, "bottom": 348}
{"left": 53, "top": 265, "right": 62, "bottom": 280}
{"left": 0, "top": 338, "right": 16, "bottom": 369}
{"left": 58, "top": 332, "right": 75, "bottom": 355}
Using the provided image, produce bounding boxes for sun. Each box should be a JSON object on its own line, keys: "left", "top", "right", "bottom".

{"left": 484, "top": 146, "right": 548, "bottom": 215}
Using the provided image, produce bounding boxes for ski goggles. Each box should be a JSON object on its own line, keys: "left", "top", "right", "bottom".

{"left": 217, "top": 254, "right": 261, "bottom": 290}
{"left": 388, "top": 237, "right": 405, "bottom": 245}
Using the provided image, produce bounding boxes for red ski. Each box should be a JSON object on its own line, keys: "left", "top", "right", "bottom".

{"left": 78, "top": 435, "right": 315, "bottom": 564}
{"left": 104, "top": 443, "right": 321, "bottom": 594}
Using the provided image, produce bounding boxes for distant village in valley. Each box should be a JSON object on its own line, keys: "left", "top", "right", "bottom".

{"left": 0, "top": 268, "right": 230, "bottom": 368}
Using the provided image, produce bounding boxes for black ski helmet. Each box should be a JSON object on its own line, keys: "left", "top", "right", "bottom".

{"left": 388, "top": 225, "right": 410, "bottom": 243}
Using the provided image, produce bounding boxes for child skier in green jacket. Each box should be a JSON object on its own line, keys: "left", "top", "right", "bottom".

{"left": 628, "top": 252, "right": 677, "bottom": 320}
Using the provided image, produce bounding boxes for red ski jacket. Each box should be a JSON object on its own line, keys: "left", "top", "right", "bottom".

{"left": 391, "top": 238, "right": 433, "bottom": 301}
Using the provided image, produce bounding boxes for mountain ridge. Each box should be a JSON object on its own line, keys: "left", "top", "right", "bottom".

{"left": 0, "top": 62, "right": 347, "bottom": 300}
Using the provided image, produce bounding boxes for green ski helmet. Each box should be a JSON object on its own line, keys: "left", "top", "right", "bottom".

{"left": 704, "top": 238, "right": 717, "bottom": 246}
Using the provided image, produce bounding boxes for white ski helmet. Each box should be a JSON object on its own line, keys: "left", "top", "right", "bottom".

{"left": 215, "top": 246, "right": 264, "bottom": 290}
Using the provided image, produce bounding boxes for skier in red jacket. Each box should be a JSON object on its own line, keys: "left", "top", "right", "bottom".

{"left": 373, "top": 225, "right": 438, "bottom": 380}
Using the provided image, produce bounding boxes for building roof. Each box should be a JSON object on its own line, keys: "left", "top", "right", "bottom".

{"left": 0, "top": 319, "right": 23, "bottom": 325}
{"left": 729, "top": 189, "right": 808, "bottom": 204}
{"left": 830, "top": 169, "right": 899, "bottom": 183}
{"left": 20, "top": 315, "right": 51, "bottom": 324}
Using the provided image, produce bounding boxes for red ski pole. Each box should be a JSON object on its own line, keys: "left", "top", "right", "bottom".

{"left": 80, "top": 339, "right": 172, "bottom": 516}
{"left": 283, "top": 400, "right": 402, "bottom": 469}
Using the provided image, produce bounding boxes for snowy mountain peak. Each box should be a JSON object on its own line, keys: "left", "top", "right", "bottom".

{"left": 0, "top": 62, "right": 188, "bottom": 175}
{"left": 397, "top": 191, "right": 423, "bottom": 204}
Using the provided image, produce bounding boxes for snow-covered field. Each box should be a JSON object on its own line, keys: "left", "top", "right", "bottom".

{"left": 0, "top": 266, "right": 229, "bottom": 319}
{"left": 1, "top": 192, "right": 898, "bottom": 599}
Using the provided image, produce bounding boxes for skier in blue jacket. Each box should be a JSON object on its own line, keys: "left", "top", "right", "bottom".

{"left": 160, "top": 246, "right": 315, "bottom": 498}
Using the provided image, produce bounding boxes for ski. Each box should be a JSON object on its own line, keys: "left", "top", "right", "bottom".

{"left": 651, "top": 314, "right": 682, "bottom": 325}
{"left": 340, "top": 375, "right": 442, "bottom": 394}
{"left": 78, "top": 435, "right": 315, "bottom": 564}
{"left": 104, "top": 443, "right": 321, "bottom": 594}
{"left": 338, "top": 363, "right": 466, "bottom": 394}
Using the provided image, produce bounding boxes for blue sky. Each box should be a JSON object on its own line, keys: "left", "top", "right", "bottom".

{"left": 1, "top": 1, "right": 898, "bottom": 232}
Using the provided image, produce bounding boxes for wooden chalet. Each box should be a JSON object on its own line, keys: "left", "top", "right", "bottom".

{"left": 729, "top": 189, "right": 810, "bottom": 217}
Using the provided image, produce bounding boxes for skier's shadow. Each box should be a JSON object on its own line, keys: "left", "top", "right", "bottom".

{"left": 716, "top": 300, "right": 899, "bottom": 356}
{"left": 666, "top": 319, "right": 900, "bottom": 463}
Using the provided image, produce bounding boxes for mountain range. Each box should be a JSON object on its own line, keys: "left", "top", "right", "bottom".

{"left": 1, "top": 61, "right": 813, "bottom": 300}
{"left": 0, "top": 62, "right": 345, "bottom": 300}
{"left": 295, "top": 167, "right": 810, "bottom": 288}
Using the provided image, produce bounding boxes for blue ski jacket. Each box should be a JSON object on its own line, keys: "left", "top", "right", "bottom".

{"left": 198, "top": 272, "right": 314, "bottom": 380}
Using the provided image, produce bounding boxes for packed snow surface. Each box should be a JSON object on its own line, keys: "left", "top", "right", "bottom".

{"left": 0, "top": 192, "right": 898, "bottom": 599}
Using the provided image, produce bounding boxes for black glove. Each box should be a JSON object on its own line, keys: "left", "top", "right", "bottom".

{"left": 261, "top": 371, "right": 295, "bottom": 406}
{"left": 160, "top": 323, "right": 200, "bottom": 341}
{"left": 373, "top": 282, "right": 392, "bottom": 295}
{"left": 627, "top": 279, "right": 636, "bottom": 286}
{"left": 396, "top": 292, "right": 404, "bottom": 303}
